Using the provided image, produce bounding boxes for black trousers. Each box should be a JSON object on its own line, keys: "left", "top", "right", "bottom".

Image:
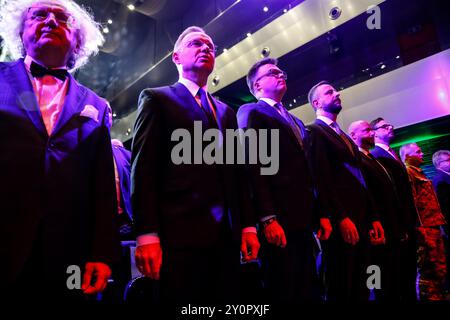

{"left": 322, "top": 233, "right": 370, "bottom": 302}
{"left": 159, "top": 226, "right": 241, "bottom": 303}
{"left": 260, "top": 229, "right": 320, "bottom": 303}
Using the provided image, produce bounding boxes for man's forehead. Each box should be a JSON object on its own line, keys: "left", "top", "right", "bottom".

{"left": 318, "top": 84, "right": 335, "bottom": 93}
{"left": 29, "top": 1, "right": 67, "bottom": 11}
{"left": 182, "top": 32, "right": 213, "bottom": 44}
{"left": 258, "top": 63, "right": 279, "bottom": 73}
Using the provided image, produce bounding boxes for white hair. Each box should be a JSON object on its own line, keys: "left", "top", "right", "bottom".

{"left": 432, "top": 150, "right": 450, "bottom": 169}
{"left": 0, "top": 0, "right": 104, "bottom": 70}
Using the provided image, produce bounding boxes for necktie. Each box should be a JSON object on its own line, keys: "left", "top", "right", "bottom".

{"left": 30, "top": 61, "right": 68, "bottom": 81}
{"left": 388, "top": 147, "right": 401, "bottom": 162}
{"left": 197, "top": 88, "right": 216, "bottom": 125}
{"left": 274, "top": 103, "right": 303, "bottom": 148}
{"left": 331, "top": 122, "right": 355, "bottom": 155}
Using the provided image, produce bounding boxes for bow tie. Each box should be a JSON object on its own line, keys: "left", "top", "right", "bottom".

{"left": 30, "top": 62, "right": 68, "bottom": 81}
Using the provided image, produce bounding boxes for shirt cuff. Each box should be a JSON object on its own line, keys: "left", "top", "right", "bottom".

{"left": 136, "top": 233, "right": 160, "bottom": 246}
{"left": 260, "top": 214, "right": 276, "bottom": 222}
{"left": 242, "top": 227, "right": 257, "bottom": 234}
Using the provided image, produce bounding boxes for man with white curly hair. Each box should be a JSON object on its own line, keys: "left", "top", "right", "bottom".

{"left": 0, "top": 0, "right": 120, "bottom": 301}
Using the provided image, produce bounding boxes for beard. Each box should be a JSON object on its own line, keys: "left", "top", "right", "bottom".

{"left": 323, "top": 101, "right": 342, "bottom": 115}
{"left": 361, "top": 137, "right": 375, "bottom": 149}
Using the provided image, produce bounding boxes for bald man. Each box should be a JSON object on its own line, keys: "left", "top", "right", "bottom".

{"left": 348, "top": 120, "right": 403, "bottom": 301}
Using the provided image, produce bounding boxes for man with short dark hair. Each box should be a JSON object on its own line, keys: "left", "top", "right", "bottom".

{"left": 370, "top": 117, "right": 418, "bottom": 301}
{"left": 131, "top": 26, "right": 259, "bottom": 302}
{"left": 237, "top": 58, "right": 323, "bottom": 302}
{"left": 307, "top": 82, "right": 383, "bottom": 301}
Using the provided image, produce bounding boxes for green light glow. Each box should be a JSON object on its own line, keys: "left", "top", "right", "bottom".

{"left": 391, "top": 133, "right": 450, "bottom": 148}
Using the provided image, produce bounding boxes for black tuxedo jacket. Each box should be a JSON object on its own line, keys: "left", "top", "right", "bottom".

{"left": 359, "top": 152, "right": 402, "bottom": 240}
{"left": 371, "top": 146, "right": 418, "bottom": 233}
{"left": 131, "top": 82, "right": 255, "bottom": 249}
{"left": 433, "top": 170, "right": 450, "bottom": 223}
{"left": 307, "top": 119, "right": 376, "bottom": 235}
{"left": 237, "top": 100, "right": 316, "bottom": 232}
{"left": 0, "top": 60, "right": 120, "bottom": 284}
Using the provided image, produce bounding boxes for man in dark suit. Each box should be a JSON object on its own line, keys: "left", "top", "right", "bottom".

{"left": 370, "top": 117, "right": 418, "bottom": 301}
{"left": 237, "top": 58, "right": 324, "bottom": 302}
{"left": 0, "top": 0, "right": 120, "bottom": 301}
{"left": 348, "top": 120, "right": 405, "bottom": 301}
{"left": 432, "top": 150, "right": 450, "bottom": 291}
{"left": 307, "top": 81, "right": 384, "bottom": 301}
{"left": 131, "top": 26, "right": 260, "bottom": 302}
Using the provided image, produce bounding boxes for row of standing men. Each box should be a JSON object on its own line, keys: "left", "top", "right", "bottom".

{"left": 0, "top": 0, "right": 447, "bottom": 303}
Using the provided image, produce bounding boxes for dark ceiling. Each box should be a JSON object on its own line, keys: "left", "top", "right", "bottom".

{"left": 1, "top": 0, "right": 449, "bottom": 120}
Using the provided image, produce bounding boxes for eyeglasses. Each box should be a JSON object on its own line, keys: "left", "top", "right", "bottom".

{"left": 27, "top": 7, "right": 76, "bottom": 28}
{"left": 373, "top": 124, "right": 394, "bottom": 130}
{"left": 185, "top": 39, "right": 216, "bottom": 53}
{"left": 255, "top": 68, "right": 287, "bottom": 83}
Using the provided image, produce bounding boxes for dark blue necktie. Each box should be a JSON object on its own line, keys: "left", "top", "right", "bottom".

{"left": 197, "top": 88, "right": 216, "bottom": 125}
{"left": 274, "top": 102, "right": 303, "bottom": 148}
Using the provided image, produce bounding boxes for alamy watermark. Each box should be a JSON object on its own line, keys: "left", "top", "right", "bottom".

{"left": 171, "top": 121, "right": 280, "bottom": 175}
{"left": 367, "top": 5, "right": 381, "bottom": 30}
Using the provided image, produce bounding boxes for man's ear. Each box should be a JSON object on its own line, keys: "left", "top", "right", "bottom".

{"left": 172, "top": 51, "right": 179, "bottom": 64}
{"left": 253, "top": 80, "right": 261, "bottom": 93}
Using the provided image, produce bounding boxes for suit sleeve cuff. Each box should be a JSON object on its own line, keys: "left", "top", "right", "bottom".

{"left": 137, "top": 233, "right": 160, "bottom": 246}
{"left": 260, "top": 214, "right": 277, "bottom": 222}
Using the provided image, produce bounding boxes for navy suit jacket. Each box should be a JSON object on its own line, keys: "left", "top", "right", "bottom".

{"left": 371, "top": 146, "right": 418, "bottom": 233}
{"left": 0, "top": 59, "right": 121, "bottom": 284}
{"left": 307, "top": 119, "right": 376, "bottom": 235}
{"left": 131, "top": 82, "right": 255, "bottom": 249}
{"left": 237, "top": 100, "right": 316, "bottom": 232}
{"left": 433, "top": 170, "right": 450, "bottom": 224}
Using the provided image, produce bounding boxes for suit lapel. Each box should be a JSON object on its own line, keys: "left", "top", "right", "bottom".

{"left": 51, "top": 75, "right": 87, "bottom": 137}
{"left": 5, "top": 60, "right": 47, "bottom": 138}
{"left": 172, "top": 82, "right": 212, "bottom": 126}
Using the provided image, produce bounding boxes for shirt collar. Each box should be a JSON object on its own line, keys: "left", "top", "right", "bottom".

{"left": 24, "top": 55, "right": 68, "bottom": 72}
{"left": 375, "top": 142, "right": 390, "bottom": 152}
{"left": 317, "top": 115, "right": 335, "bottom": 127}
{"left": 359, "top": 147, "right": 370, "bottom": 156}
{"left": 178, "top": 76, "right": 208, "bottom": 98}
{"left": 260, "top": 97, "right": 280, "bottom": 107}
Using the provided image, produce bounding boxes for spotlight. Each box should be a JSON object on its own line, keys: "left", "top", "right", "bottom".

{"left": 127, "top": 4, "right": 135, "bottom": 11}
{"left": 127, "top": 128, "right": 131, "bottom": 133}
{"left": 223, "top": 48, "right": 228, "bottom": 53}
{"left": 263, "top": 6, "right": 268, "bottom": 12}
{"left": 261, "top": 47, "right": 270, "bottom": 58}
{"left": 107, "top": 19, "right": 113, "bottom": 24}
{"left": 283, "top": 8, "right": 288, "bottom": 13}
{"left": 396, "top": 55, "right": 400, "bottom": 59}
{"left": 102, "top": 27, "right": 109, "bottom": 34}
{"left": 380, "top": 64, "right": 386, "bottom": 69}
{"left": 247, "top": 33, "right": 252, "bottom": 37}
{"left": 112, "top": 113, "right": 117, "bottom": 118}
{"left": 329, "top": 6, "right": 342, "bottom": 20}
{"left": 212, "top": 75, "right": 220, "bottom": 86}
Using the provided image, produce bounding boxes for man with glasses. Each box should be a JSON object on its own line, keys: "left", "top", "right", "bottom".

{"left": 237, "top": 58, "right": 322, "bottom": 302}
{"left": 370, "top": 117, "right": 418, "bottom": 301}
{"left": 307, "top": 81, "right": 382, "bottom": 301}
{"left": 131, "top": 26, "right": 259, "bottom": 302}
{"left": 0, "top": 0, "right": 120, "bottom": 301}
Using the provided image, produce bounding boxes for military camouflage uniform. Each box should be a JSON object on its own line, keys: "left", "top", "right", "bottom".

{"left": 407, "top": 165, "right": 447, "bottom": 300}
